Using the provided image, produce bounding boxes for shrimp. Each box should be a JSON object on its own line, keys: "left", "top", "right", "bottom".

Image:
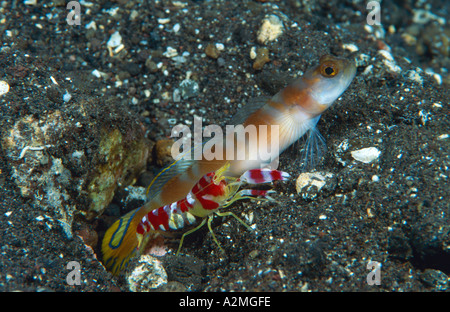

{"left": 103, "top": 163, "right": 289, "bottom": 275}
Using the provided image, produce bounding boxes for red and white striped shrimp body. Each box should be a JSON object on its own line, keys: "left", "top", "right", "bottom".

{"left": 135, "top": 167, "right": 289, "bottom": 253}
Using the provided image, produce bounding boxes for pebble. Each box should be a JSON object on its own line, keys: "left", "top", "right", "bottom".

{"left": 63, "top": 90, "right": 72, "bottom": 103}
{"left": 205, "top": 43, "right": 220, "bottom": 59}
{"left": 252, "top": 47, "right": 270, "bottom": 70}
{"left": 342, "top": 43, "right": 359, "bottom": 52}
{"left": 127, "top": 255, "right": 168, "bottom": 292}
{"left": 107, "top": 31, "right": 122, "bottom": 48}
{"left": 257, "top": 14, "right": 284, "bottom": 45}
{"left": 406, "top": 68, "right": 424, "bottom": 85}
{"left": 351, "top": 147, "right": 381, "bottom": 164}
{"left": 163, "top": 46, "right": 178, "bottom": 58}
{"left": 378, "top": 50, "right": 401, "bottom": 74}
{"left": 0, "top": 80, "right": 10, "bottom": 96}
{"left": 179, "top": 79, "right": 199, "bottom": 99}
{"left": 296, "top": 171, "right": 335, "bottom": 200}
{"left": 172, "top": 88, "right": 181, "bottom": 102}
{"left": 167, "top": 21, "right": 178, "bottom": 32}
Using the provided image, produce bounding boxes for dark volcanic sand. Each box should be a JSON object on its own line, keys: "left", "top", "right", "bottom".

{"left": 0, "top": 0, "right": 448, "bottom": 292}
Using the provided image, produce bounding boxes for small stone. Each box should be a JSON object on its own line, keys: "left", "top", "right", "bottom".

{"left": 179, "top": 79, "right": 199, "bottom": 99}
{"left": 342, "top": 43, "right": 359, "bottom": 52}
{"left": 107, "top": 31, "right": 122, "bottom": 48}
{"left": 173, "top": 88, "right": 181, "bottom": 102}
{"left": 205, "top": 43, "right": 220, "bottom": 59}
{"left": 145, "top": 59, "right": 158, "bottom": 73}
{"left": 253, "top": 47, "right": 270, "bottom": 70}
{"left": 173, "top": 23, "right": 181, "bottom": 33}
{"left": 163, "top": 46, "right": 178, "bottom": 58}
{"left": 257, "top": 14, "right": 284, "bottom": 45}
{"left": 127, "top": 255, "right": 168, "bottom": 292}
{"left": 63, "top": 90, "right": 72, "bottom": 103}
{"left": 0, "top": 80, "right": 10, "bottom": 96}
{"left": 250, "top": 47, "right": 257, "bottom": 59}
{"left": 351, "top": 147, "right": 381, "bottom": 164}
{"left": 296, "top": 171, "right": 335, "bottom": 200}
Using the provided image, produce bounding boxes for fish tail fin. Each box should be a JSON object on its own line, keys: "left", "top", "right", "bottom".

{"left": 102, "top": 208, "right": 144, "bottom": 275}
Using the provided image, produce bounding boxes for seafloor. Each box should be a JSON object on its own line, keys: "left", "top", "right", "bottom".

{"left": 0, "top": 0, "right": 448, "bottom": 292}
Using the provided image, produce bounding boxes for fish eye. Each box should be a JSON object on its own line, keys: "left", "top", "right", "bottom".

{"left": 325, "top": 67, "right": 334, "bottom": 75}
{"left": 320, "top": 62, "right": 339, "bottom": 77}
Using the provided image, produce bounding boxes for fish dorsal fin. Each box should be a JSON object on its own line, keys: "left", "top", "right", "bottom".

{"left": 146, "top": 158, "right": 196, "bottom": 199}
{"left": 146, "top": 141, "right": 204, "bottom": 199}
{"left": 230, "top": 96, "right": 271, "bottom": 125}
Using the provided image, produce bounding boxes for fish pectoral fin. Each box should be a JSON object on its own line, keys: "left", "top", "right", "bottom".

{"left": 299, "top": 117, "right": 327, "bottom": 172}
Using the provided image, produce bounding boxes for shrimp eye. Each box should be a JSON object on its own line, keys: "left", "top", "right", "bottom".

{"left": 320, "top": 62, "right": 338, "bottom": 77}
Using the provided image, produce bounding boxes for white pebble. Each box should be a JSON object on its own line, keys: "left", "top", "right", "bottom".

{"left": 158, "top": 18, "right": 171, "bottom": 24}
{"left": 36, "top": 216, "right": 44, "bottom": 222}
{"left": 85, "top": 21, "right": 97, "bottom": 30}
{"left": 250, "top": 47, "right": 257, "bottom": 59}
{"left": 0, "top": 80, "right": 10, "bottom": 96}
{"left": 351, "top": 147, "right": 381, "bottom": 164}
{"left": 173, "top": 23, "right": 181, "bottom": 33}
{"left": 342, "top": 43, "right": 359, "bottom": 52}
{"left": 63, "top": 90, "right": 72, "bottom": 103}
{"left": 107, "top": 31, "right": 122, "bottom": 48}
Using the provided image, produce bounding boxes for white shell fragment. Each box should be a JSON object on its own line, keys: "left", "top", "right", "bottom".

{"left": 127, "top": 255, "right": 168, "bottom": 292}
{"left": 0, "top": 80, "right": 10, "bottom": 96}
{"left": 351, "top": 147, "right": 381, "bottom": 164}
